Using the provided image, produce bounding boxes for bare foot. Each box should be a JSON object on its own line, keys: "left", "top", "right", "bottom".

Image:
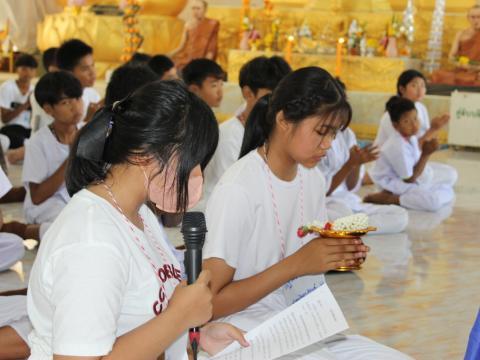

{"left": 364, "top": 190, "right": 400, "bottom": 205}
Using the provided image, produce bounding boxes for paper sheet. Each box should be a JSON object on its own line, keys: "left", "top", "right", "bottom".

{"left": 203, "top": 284, "right": 348, "bottom": 360}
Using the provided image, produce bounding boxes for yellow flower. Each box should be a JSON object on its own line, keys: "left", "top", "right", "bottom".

{"left": 458, "top": 56, "right": 470, "bottom": 65}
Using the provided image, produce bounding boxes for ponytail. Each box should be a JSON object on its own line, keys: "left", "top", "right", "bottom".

{"left": 66, "top": 105, "right": 116, "bottom": 196}
{"left": 239, "top": 67, "right": 351, "bottom": 159}
{"left": 66, "top": 80, "right": 219, "bottom": 210}
{"left": 239, "top": 94, "right": 272, "bottom": 159}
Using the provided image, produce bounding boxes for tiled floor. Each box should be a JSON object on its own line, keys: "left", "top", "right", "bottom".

{"left": 1, "top": 148, "right": 479, "bottom": 359}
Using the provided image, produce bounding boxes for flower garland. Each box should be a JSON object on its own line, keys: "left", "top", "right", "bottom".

{"left": 121, "top": 0, "right": 144, "bottom": 62}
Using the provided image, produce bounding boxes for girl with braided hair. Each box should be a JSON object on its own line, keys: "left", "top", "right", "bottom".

{"left": 203, "top": 67, "right": 412, "bottom": 359}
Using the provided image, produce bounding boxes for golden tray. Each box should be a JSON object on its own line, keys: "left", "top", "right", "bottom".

{"left": 309, "top": 226, "right": 377, "bottom": 272}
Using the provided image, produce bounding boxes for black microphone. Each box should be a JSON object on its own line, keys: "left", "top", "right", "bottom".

{"left": 181, "top": 212, "right": 207, "bottom": 360}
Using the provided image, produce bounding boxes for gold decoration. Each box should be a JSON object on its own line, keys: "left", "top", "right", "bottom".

{"left": 205, "top": 4, "right": 471, "bottom": 78}
{"left": 37, "top": 12, "right": 184, "bottom": 76}
{"left": 228, "top": 49, "right": 421, "bottom": 92}
{"left": 137, "top": 0, "right": 187, "bottom": 16}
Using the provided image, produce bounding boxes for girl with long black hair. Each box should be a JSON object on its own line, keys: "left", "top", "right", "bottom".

{"left": 26, "top": 80, "right": 247, "bottom": 360}
{"left": 203, "top": 67, "right": 412, "bottom": 359}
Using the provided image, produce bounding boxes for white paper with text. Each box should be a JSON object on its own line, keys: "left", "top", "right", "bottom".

{"left": 203, "top": 283, "right": 348, "bottom": 360}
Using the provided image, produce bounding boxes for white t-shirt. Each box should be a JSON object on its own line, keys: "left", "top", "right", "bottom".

{"left": 0, "top": 167, "right": 12, "bottom": 197}
{"left": 374, "top": 101, "right": 430, "bottom": 148}
{"left": 202, "top": 116, "right": 244, "bottom": 204}
{"left": 370, "top": 130, "right": 426, "bottom": 195}
{"left": 27, "top": 189, "right": 187, "bottom": 360}
{"left": 317, "top": 127, "right": 363, "bottom": 194}
{"left": 203, "top": 150, "right": 328, "bottom": 331}
{"left": 80, "top": 87, "right": 101, "bottom": 125}
{"left": 0, "top": 79, "right": 33, "bottom": 128}
{"left": 29, "top": 91, "right": 53, "bottom": 132}
{"left": 22, "top": 126, "right": 70, "bottom": 223}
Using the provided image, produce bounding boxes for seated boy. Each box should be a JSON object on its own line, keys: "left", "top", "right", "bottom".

{"left": 182, "top": 58, "right": 225, "bottom": 108}
{"left": 148, "top": 54, "right": 179, "bottom": 80}
{"left": 22, "top": 71, "right": 83, "bottom": 238}
{"left": 201, "top": 56, "right": 291, "bottom": 206}
{"left": 56, "top": 38, "right": 102, "bottom": 124}
{"left": 0, "top": 54, "right": 37, "bottom": 149}
{"left": 7, "top": 40, "right": 101, "bottom": 165}
{"left": 365, "top": 96, "right": 455, "bottom": 212}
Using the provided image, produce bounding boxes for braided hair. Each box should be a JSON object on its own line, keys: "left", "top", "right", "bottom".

{"left": 240, "top": 67, "right": 351, "bottom": 158}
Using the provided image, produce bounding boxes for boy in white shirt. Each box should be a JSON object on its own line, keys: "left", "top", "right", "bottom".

{"left": 22, "top": 71, "right": 83, "bottom": 237}
{"left": 366, "top": 96, "right": 455, "bottom": 211}
{"left": 201, "top": 56, "right": 291, "bottom": 206}
{"left": 8, "top": 40, "right": 102, "bottom": 165}
{"left": 318, "top": 126, "right": 409, "bottom": 233}
{"left": 0, "top": 54, "right": 37, "bottom": 148}
{"left": 182, "top": 58, "right": 225, "bottom": 108}
{"left": 368, "top": 69, "right": 457, "bottom": 187}
{"left": 56, "top": 38, "right": 102, "bottom": 124}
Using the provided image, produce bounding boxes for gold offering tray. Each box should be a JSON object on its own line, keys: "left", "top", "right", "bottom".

{"left": 309, "top": 226, "right": 377, "bottom": 272}
{"left": 309, "top": 226, "right": 377, "bottom": 238}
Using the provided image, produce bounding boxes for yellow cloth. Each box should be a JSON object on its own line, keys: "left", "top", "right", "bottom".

{"left": 228, "top": 50, "right": 421, "bottom": 93}
{"left": 37, "top": 12, "right": 184, "bottom": 63}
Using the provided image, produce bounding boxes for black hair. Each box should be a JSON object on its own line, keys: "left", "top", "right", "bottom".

{"left": 57, "top": 39, "right": 93, "bottom": 71}
{"left": 182, "top": 59, "right": 225, "bottom": 87}
{"left": 239, "top": 94, "right": 270, "bottom": 158}
{"left": 128, "top": 52, "right": 152, "bottom": 65}
{"left": 148, "top": 55, "right": 175, "bottom": 78}
{"left": 34, "top": 71, "right": 83, "bottom": 107}
{"left": 14, "top": 54, "right": 38, "bottom": 69}
{"left": 42, "top": 47, "right": 58, "bottom": 71}
{"left": 238, "top": 56, "right": 291, "bottom": 95}
{"left": 66, "top": 80, "right": 219, "bottom": 212}
{"left": 397, "top": 69, "right": 426, "bottom": 96}
{"left": 105, "top": 63, "right": 157, "bottom": 106}
{"left": 335, "top": 77, "right": 346, "bottom": 91}
{"left": 386, "top": 96, "right": 416, "bottom": 123}
{"left": 240, "top": 67, "right": 351, "bottom": 158}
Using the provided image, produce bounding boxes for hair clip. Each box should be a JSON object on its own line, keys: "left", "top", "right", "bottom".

{"left": 112, "top": 100, "right": 122, "bottom": 114}
{"left": 106, "top": 118, "right": 114, "bottom": 139}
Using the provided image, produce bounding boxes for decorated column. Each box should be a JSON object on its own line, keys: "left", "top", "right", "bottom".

{"left": 424, "top": 0, "right": 446, "bottom": 73}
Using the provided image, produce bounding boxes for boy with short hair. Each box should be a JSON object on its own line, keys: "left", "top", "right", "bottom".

{"left": 148, "top": 54, "right": 178, "bottom": 80}
{"left": 201, "top": 56, "right": 291, "bottom": 206}
{"left": 42, "top": 47, "right": 58, "bottom": 73}
{"left": 23, "top": 71, "right": 83, "bottom": 238}
{"left": 0, "top": 54, "right": 38, "bottom": 148}
{"left": 57, "top": 38, "right": 102, "bottom": 123}
{"left": 105, "top": 63, "right": 157, "bottom": 106}
{"left": 182, "top": 58, "right": 225, "bottom": 108}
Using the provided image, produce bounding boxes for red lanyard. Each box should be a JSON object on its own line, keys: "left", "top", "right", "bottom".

{"left": 102, "top": 183, "right": 180, "bottom": 309}
{"left": 261, "top": 145, "right": 304, "bottom": 259}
